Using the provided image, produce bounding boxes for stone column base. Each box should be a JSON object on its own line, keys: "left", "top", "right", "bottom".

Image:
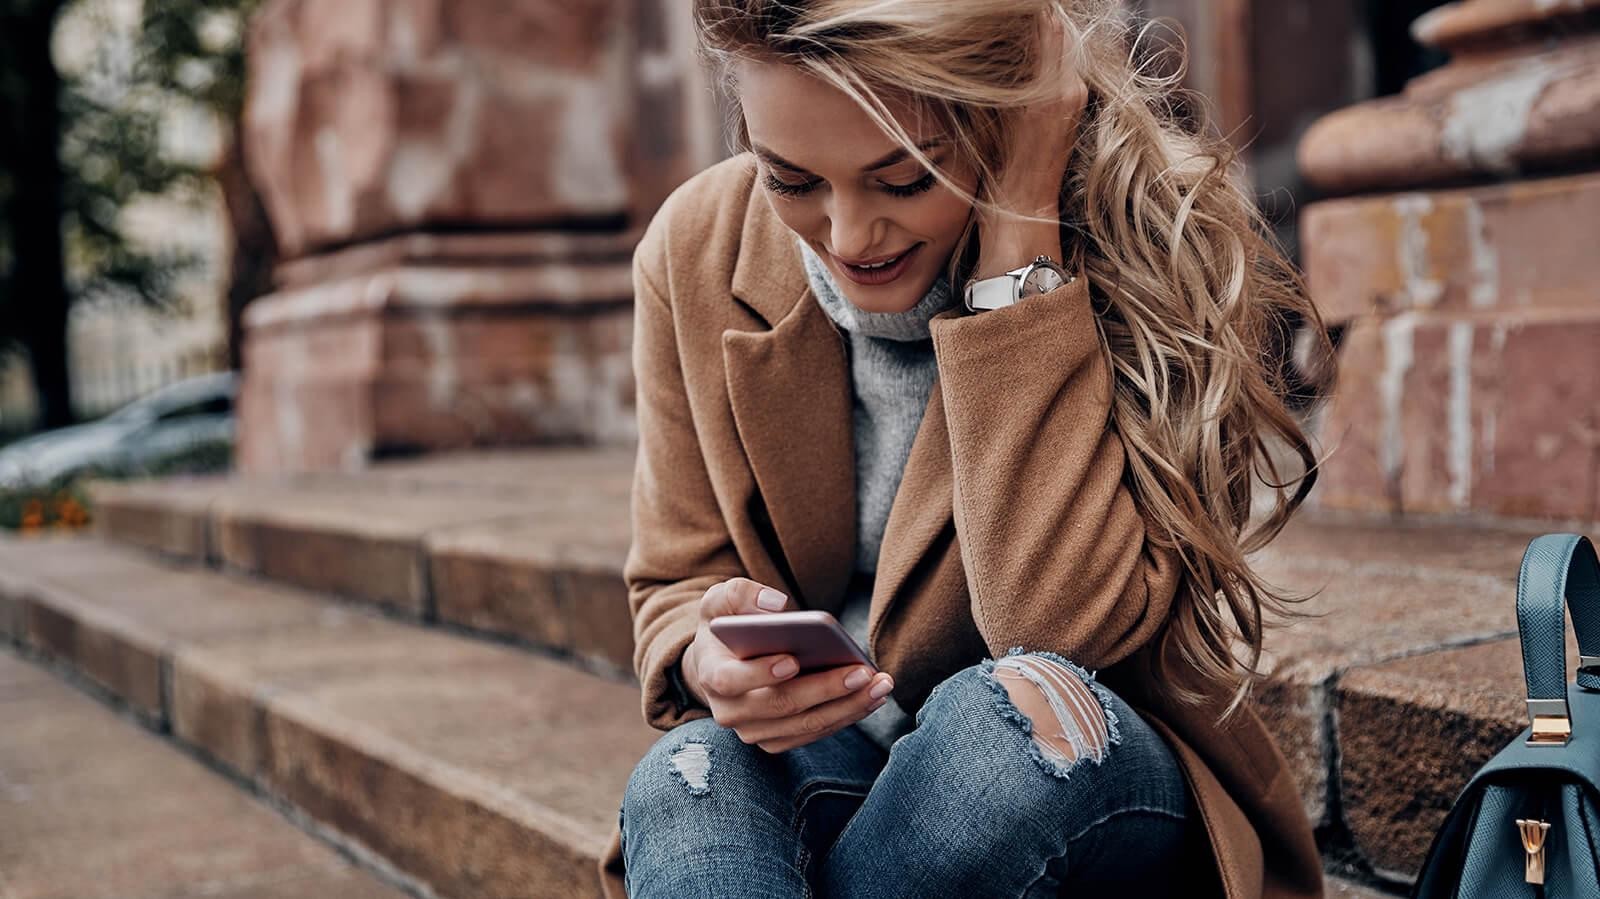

{"left": 1305, "top": 170, "right": 1600, "bottom": 521}
{"left": 237, "top": 232, "right": 639, "bottom": 474}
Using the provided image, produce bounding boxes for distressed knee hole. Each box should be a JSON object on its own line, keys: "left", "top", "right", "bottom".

{"left": 985, "top": 652, "right": 1120, "bottom": 778}
{"left": 668, "top": 740, "right": 712, "bottom": 795}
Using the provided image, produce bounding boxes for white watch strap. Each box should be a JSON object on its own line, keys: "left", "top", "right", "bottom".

{"left": 964, "top": 257, "right": 1072, "bottom": 312}
{"left": 966, "top": 272, "right": 1023, "bottom": 311}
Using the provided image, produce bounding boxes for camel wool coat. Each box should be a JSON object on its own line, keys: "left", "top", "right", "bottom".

{"left": 596, "top": 151, "right": 1324, "bottom": 899}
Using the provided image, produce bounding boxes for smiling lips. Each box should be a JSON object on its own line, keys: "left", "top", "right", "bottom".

{"left": 833, "top": 243, "right": 922, "bottom": 285}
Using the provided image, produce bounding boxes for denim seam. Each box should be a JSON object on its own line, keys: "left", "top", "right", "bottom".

{"left": 795, "top": 840, "right": 815, "bottom": 899}
{"left": 982, "top": 646, "right": 1124, "bottom": 780}
{"left": 796, "top": 781, "right": 873, "bottom": 810}
{"left": 1024, "top": 806, "right": 1190, "bottom": 898}
{"left": 1061, "top": 803, "right": 1188, "bottom": 848}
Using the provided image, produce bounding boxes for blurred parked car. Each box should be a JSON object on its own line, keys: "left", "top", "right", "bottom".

{"left": 0, "top": 371, "right": 236, "bottom": 489}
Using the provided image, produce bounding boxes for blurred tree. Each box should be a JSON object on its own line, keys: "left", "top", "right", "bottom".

{"left": 0, "top": 0, "right": 264, "bottom": 430}
{"left": 139, "top": 0, "right": 271, "bottom": 373}
{"left": 0, "top": 0, "right": 73, "bottom": 429}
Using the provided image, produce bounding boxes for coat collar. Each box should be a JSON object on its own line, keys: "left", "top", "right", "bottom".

{"left": 722, "top": 176, "right": 954, "bottom": 627}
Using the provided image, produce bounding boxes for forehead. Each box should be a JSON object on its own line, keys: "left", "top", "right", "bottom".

{"left": 735, "top": 59, "right": 937, "bottom": 169}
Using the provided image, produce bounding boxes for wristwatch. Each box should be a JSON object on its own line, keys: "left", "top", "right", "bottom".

{"left": 963, "top": 255, "right": 1074, "bottom": 313}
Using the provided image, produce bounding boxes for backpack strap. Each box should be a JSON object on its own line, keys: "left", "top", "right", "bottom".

{"left": 1517, "top": 534, "right": 1600, "bottom": 747}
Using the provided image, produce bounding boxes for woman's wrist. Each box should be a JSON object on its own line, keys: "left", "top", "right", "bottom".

{"left": 973, "top": 219, "right": 1064, "bottom": 282}
{"left": 674, "top": 639, "right": 708, "bottom": 708}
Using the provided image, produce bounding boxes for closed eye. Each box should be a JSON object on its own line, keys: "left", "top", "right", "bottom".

{"left": 762, "top": 169, "right": 938, "bottom": 199}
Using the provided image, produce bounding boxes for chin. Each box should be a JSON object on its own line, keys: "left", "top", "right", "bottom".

{"left": 839, "top": 273, "right": 936, "bottom": 314}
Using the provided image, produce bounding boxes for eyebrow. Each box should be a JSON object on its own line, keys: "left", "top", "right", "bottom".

{"left": 752, "top": 137, "right": 948, "bottom": 176}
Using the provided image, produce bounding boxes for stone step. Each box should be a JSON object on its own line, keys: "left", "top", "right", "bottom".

{"left": 90, "top": 448, "right": 638, "bottom": 678}
{"left": 81, "top": 451, "right": 1571, "bottom": 887}
{"left": 0, "top": 648, "right": 409, "bottom": 899}
{"left": 0, "top": 534, "right": 658, "bottom": 899}
{"left": 0, "top": 533, "right": 1411, "bottom": 896}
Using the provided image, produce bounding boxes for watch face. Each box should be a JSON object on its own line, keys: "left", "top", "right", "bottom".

{"left": 1022, "top": 265, "right": 1066, "bottom": 295}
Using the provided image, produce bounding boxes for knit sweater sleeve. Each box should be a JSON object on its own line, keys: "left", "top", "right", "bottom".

{"left": 927, "top": 274, "right": 1184, "bottom": 670}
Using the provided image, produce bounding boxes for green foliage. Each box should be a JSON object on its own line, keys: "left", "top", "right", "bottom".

{"left": 141, "top": 0, "right": 259, "bottom": 118}
{"left": 0, "top": 476, "right": 93, "bottom": 531}
{"left": 0, "top": 438, "right": 234, "bottom": 531}
{"left": 58, "top": 65, "right": 199, "bottom": 310}
{"left": 0, "top": 0, "right": 257, "bottom": 337}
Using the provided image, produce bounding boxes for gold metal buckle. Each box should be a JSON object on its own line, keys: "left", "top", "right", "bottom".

{"left": 1516, "top": 818, "right": 1550, "bottom": 884}
{"left": 1528, "top": 714, "right": 1572, "bottom": 746}
{"left": 1526, "top": 698, "right": 1572, "bottom": 747}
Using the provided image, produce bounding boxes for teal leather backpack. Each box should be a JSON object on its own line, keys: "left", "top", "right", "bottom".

{"left": 1412, "top": 533, "right": 1600, "bottom": 898}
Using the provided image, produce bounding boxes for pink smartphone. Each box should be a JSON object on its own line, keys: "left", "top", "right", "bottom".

{"left": 709, "top": 610, "right": 876, "bottom": 674}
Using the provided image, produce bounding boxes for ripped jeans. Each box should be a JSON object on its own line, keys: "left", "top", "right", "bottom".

{"left": 618, "top": 648, "right": 1195, "bottom": 898}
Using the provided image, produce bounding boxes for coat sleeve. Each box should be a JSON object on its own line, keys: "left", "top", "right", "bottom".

{"left": 625, "top": 230, "right": 744, "bottom": 732}
{"left": 928, "top": 273, "right": 1184, "bottom": 671}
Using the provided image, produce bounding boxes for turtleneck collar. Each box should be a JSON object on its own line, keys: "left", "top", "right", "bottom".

{"left": 796, "top": 236, "right": 959, "bottom": 342}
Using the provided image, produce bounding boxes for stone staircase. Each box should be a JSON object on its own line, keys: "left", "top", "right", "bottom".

{"left": 2, "top": 447, "right": 1565, "bottom": 897}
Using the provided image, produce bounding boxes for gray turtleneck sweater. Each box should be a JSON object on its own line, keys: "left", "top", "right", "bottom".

{"left": 661, "top": 237, "right": 960, "bottom": 754}
{"left": 796, "top": 236, "right": 960, "bottom": 752}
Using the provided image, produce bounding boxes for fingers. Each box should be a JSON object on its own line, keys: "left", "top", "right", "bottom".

{"left": 720, "top": 663, "right": 893, "bottom": 732}
{"left": 698, "top": 577, "right": 789, "bottom": 620}
{"left": 698, "top": 650, "right": 803, "bottom": 700}
{"left": 736, "top": 669, "right": 895, "bottom": 752}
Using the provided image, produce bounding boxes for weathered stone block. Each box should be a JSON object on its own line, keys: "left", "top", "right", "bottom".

{"left": 1336, "top": 636, "right": 1554, "bottom": 878}
{"left": 1299, "top": 33, "right": 1600, "bottom": 194}
{"left": 1303, "top": 170, "right": 1600, "bottom": 322}
{"left": 88, "top": 480, "right": 223, "bottom": 563}
{"left": 1318, "top": 310, "right": 1600, "bottom": 520}
{"left": 237, "top": 257, "right": 637, "bottom": 475}
{"left": 427, "top": 511, "right": 632, "bottom": 670}
{"left": 170, "top": 652, "right": 269, "bottom": 779}
{"left": 244, "top": 0, "right": 632, "bottom": 257}
{"left": 24, "top": 598, "right": 166, "bottom": 722}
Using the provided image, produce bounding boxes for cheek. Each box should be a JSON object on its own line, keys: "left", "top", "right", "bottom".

{"left": 764, "top": 197, "right": 823, "bottom": 238}
{"left": 919, "top": 193, "right": 976, "bottom": 244}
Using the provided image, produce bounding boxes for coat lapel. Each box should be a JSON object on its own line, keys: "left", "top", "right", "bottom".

{"left": 867, "top": 375, "right": 954, "bottom": 644}
{"left": 723, "top": 186, "right": 856, "bottom": 615}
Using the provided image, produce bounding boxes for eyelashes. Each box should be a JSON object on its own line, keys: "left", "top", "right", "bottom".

{"left": 762, "top": 170, "right": 938, "bottom": 199}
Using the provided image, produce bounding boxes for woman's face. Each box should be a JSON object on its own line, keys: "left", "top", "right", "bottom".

{"left": 736, "top": 59, "right": 979, "bottom": 313}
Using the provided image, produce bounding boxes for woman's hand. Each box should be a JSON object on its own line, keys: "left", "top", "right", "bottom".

{"left": 679, "top": 577, "right": 895, "bottom": 754}
{"left": 973, "top": 12, "right": 1088, "bottom": 280}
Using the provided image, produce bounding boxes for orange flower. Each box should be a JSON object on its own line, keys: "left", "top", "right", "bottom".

{"left": 55, "top": 496, "right": 89, "bottom": 529}
{"left": 20, "top": 499, "right": 45, "bottom": 534}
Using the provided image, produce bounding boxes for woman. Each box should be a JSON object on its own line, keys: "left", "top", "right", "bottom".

{"left": 598, "top": 1, "right": 1332, "bottom": 896}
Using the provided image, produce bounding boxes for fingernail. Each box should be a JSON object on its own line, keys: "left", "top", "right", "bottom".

{"left": 772, "top": 658, "right": 797, "bottom": 678}
{"left": 844, "top": 668, "right": 871, "bottom": 690}
{"left": 869, "top": 678, "right": 894, "bottom": 700}
{"left": 757, "top": 588, "right": 787, "bottom": 611}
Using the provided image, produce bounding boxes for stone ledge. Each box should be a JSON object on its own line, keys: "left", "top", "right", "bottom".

{"left": 89, "top": 476, "right": 228, "bottom": 561}
{"left": 1333, "top": 634, "right": 1576, "bottom": 879}
{"left": 0, "top": 535, "right": 656, "bottom": 899}
{"left": 1235, "top": 512, "right": 1543, "bottom": 830}
{"left": 0, "top": 651, "right": 409, "bottom": 899}
{"left": 88, "top": 451, "right": 1567, "bottom": 856}
{"left": 0, "top": 532, "right": 1417, "bottom": 897}
{"left": 1298, "top": 34, "right": 1600, "bottom": 195}
{"left": 93, "top": 450, "right": 638, "bottom": 667}
{"left": 1413, "top": 0, "right": 1600, "bottom": 54}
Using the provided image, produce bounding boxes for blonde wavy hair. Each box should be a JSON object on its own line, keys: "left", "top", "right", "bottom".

{"left": 693, "top": 0, "right": 1334, "bottom": 717}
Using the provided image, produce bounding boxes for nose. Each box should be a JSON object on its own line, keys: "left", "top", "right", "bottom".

{"left": 826, "top": 190, "right": 884, "bottom": 262}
